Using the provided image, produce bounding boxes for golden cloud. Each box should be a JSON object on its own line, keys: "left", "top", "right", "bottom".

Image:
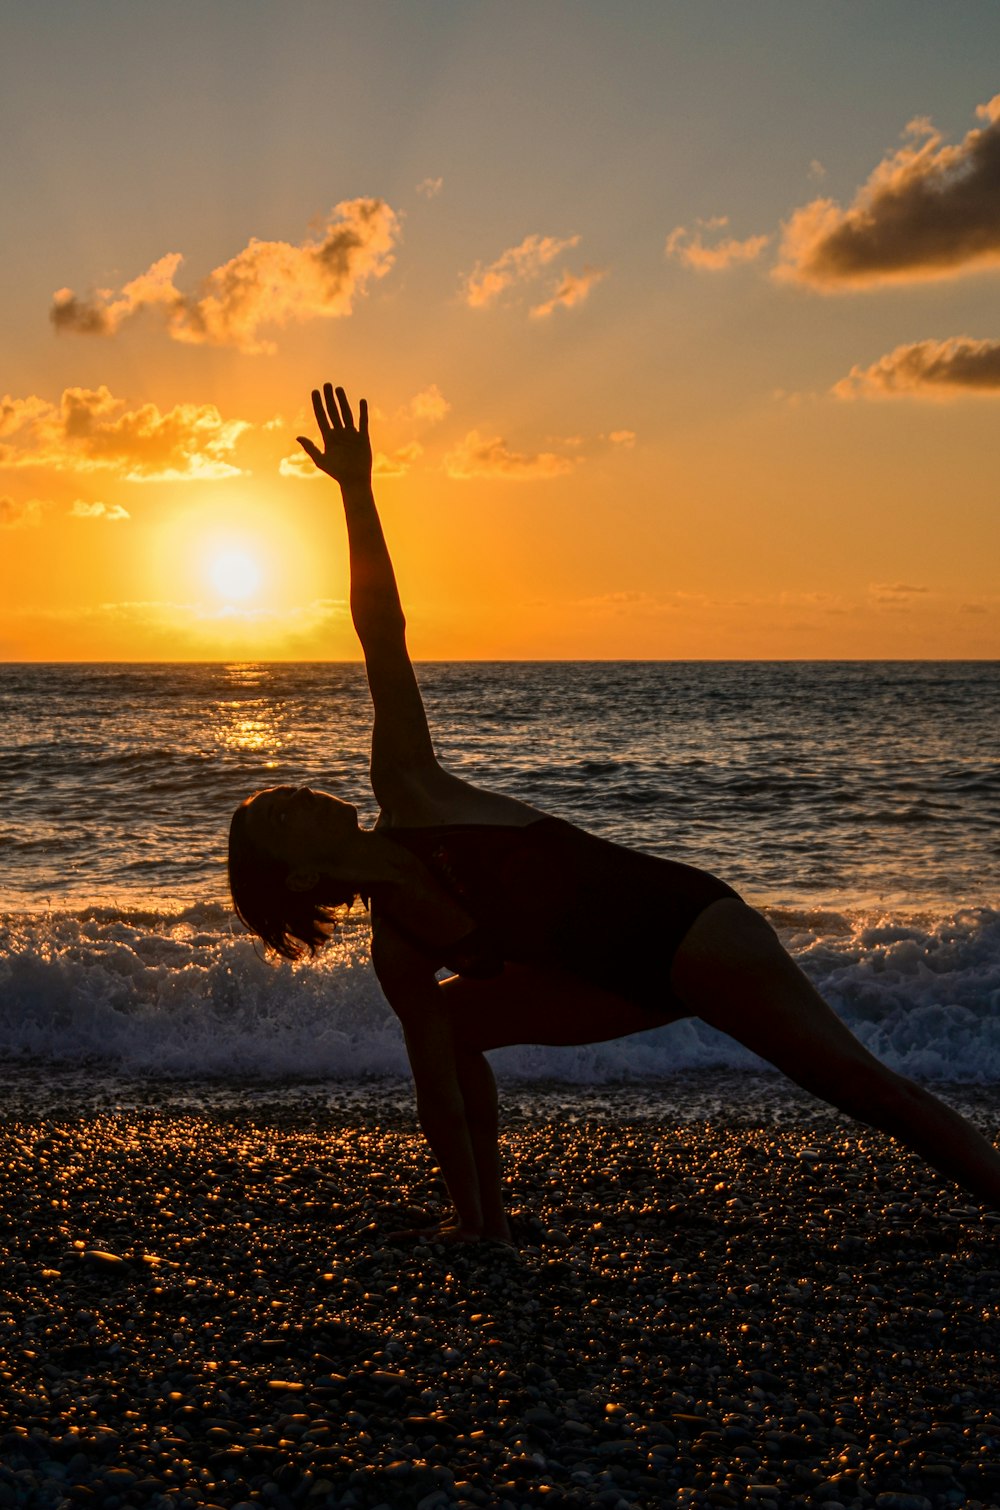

{"left": 69, "top": 499, "right": 130, "bottom": 521}
{"left": 530, "top": 265, "right": 608, "bottom": 318}
{"left": 462, "top": 233, "right": 580, "bottom": 309}
{"left": 278, "top": 450, "right": 321, "bottom": 480}
{"left": 834, "top": 336, "right": 1000, "bottom": 398}
{"left": 444, "top": 431, "right": 574, "bottom": 480}
{"left": 665, "top": 217, "right": 770, "bottom": 270}
{"left": 1, "top": 395, "right": 51, "bottom": 438}
{"left": 416, "top": 177, "right": 444, "bottom": 198}
{"left": 373, "top": 442, "right": 423, "bottom": 478}
{"left": 0, "top": 385, "right": 248, "bottom": 479}
{"left": 400, "top": 384, "right": 451, "bottom": 423}
{"left": 51, "top": 199, "right": 401, "bottom": 353}
{"left": 777, "top": 96, "right": 1000, "bottom": 288}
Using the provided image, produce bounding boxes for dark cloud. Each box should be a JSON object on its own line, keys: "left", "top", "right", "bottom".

{"left": 835, "top": 337, "right": 1000, "bottom": 398}
{"left": 777, "top": 96, "right": 1000, "bottom": 287}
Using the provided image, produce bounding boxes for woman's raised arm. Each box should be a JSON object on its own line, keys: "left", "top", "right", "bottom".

{"left": 298, "top": 383, "right": 436, "bottom": 797}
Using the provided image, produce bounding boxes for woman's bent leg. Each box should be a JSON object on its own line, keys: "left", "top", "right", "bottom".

{"left": 671, "top": 899, "right": 1000, "bottom": 1207}
{"left": 452, "top": 1043, "right": 510, "bottom": 1240}
{"left": 437, "top": 966, "right": 669, "bottom": 1244}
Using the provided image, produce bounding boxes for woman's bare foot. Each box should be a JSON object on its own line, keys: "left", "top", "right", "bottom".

{"left": 420, "top": 1222, "right": 483, "bottom": 1246}
{"left": 383, "top": 1216, "right": 450, "bottom": 1243}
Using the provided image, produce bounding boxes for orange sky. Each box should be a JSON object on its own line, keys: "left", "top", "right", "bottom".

{"left": 2, "top": 4, "right": 998, "bottom": 659}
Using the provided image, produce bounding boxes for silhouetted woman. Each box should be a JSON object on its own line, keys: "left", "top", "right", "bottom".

{"left": 229, "top": 384, "right": 1000, "bottom": 1245}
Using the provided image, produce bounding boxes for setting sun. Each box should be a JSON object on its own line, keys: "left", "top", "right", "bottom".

{"left": 208, "top": 547, "right": 263, "bottom": 602}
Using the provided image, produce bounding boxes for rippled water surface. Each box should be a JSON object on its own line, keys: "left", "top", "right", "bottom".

{"left": 1, "top": 661, "right": 996, "bottom": 910}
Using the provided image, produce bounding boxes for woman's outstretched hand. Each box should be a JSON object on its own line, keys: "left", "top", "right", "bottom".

{"left": 297, "top": 383, "right": 372, "bottom": 488}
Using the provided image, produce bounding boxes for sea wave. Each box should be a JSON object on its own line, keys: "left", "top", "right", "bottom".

{"left": 1, "top": 902, "right": 998, "bottom": 1084}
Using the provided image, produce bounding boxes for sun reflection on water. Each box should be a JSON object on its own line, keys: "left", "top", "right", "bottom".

{"left": 215, "top": 664, "right": 286, "bottom": 764}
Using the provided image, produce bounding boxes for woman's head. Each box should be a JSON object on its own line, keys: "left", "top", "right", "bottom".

{"left": 228, "top": 785, "right": 363, "bottom": 961}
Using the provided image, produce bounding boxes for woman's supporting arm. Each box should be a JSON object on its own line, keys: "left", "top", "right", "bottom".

{"left": 371, "top": 919, "right": 490, "bottom": 1238}
{"left": 297, "top": 383, "right": 436, "bottom": 794}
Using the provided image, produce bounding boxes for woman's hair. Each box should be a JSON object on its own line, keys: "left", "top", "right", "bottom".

{"left": 228, "top": 799, "right": 360, "bottom": 962}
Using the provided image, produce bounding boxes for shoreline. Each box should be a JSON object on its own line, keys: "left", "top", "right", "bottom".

{"left": 4, "top": 1074, "right": 1000, "bottom": 1509}
{"left": 3, "top": 1064, "right": 1000, "bottom": 1123}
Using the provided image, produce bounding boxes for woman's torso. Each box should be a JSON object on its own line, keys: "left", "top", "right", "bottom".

{"left": 377, "top": 807, "right": 740, "bottom": 1012}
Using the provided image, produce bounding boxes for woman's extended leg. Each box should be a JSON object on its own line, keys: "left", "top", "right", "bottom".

{"left": 671, "top": 899, "right": 1000, "bottom": 1207}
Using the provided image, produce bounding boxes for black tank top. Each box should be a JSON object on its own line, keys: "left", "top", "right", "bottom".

{"left": 380, "top": 816, "right": 739, "bottom": 1012}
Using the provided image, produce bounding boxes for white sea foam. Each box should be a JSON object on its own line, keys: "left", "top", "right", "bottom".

{"left": 1, "top": 903, "right": 998, "bottom": 1083}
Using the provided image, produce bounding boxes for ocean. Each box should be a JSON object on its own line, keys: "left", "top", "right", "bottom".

{"left": 1, "top": 661, "right": 997, "bottom": 1084}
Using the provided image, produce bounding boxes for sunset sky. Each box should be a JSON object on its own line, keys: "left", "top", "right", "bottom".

{"left": 2, "top": 1, "right": 998, "bottom": 660}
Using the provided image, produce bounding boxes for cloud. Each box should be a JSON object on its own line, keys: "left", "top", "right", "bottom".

{"left": 278, "top": 450, "right": 320, "bottom": 480}
{"left": 1, "top": 394, "right": 52, "bottom": 438}
{"left": 416, "top": 177, "right": 443, "bottom": 198}
{"left": 834, "top": 336, "right": 1000, "bottom": 398}
{"left": 51, "top": 253, "right": 184, "bottom": 337}
{"left": 608, "top": 429, "right": 637, "bottom": 448}
{"left": 282, "top": 440, "right": 423, "bottom": 479}
{"left": 568, "top": 588, "right": 861, "bottom": 626}
{"left": 69, "top": 499, "right": 130, "bottom": 521}
{"left": 444, "top": 430, "right": 574, "bottom": 480}
{"left": 399, "top": 384, "right": 451, "bottom": 423}
{"left": 575, "top": 590, "right": 681, "bottom": 616}
{"left": 0, "top": 496, "right": 44, "bottom": 528}
{"left": 868, "top": 582, "right": 930, "bottom": 608}
{"left": 462, "top": 233, "right": 580, "bottom": 309}
{"left": 51, "top": 199, "right": 401, "bottom": 353}
{"left": 665, "top": 216, "right": 770, "bottom": 270}
{"left": 530, "top": 265, "right": 608, "bottom": 318}
{"left": 12, "top": 597, "right": 352, "bottom": 658}
{"left": 777, "top": 95, "right": 1000, "bottom": 288}
{"left": 373, "top": 442, "right": 423, "bottom": 478}
{"left": 0, "top": 385, "right": 248, "bottom": 479}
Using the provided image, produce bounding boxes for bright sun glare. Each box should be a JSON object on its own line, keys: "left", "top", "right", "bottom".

{"left": 208, "top": 548, "right": 263, "bottom": 602}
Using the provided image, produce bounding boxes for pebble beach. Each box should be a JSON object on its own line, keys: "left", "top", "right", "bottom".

{"left": 4, "top": 1072, "right": 1000, "bottom": 1510}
